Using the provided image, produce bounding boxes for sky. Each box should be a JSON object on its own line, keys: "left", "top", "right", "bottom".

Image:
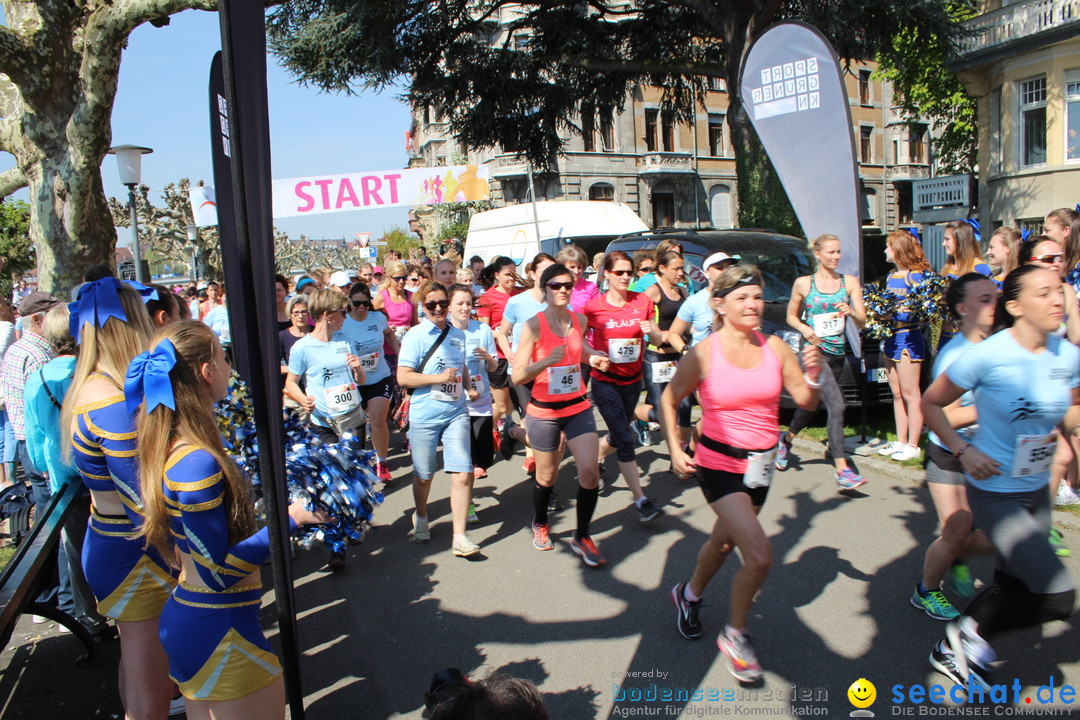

{"left": 4, "top": 8, "right": 415, "bottom": 243}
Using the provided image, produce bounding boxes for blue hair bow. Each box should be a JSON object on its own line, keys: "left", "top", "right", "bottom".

{"left": 905, "top": 227, "right": 921, "bottom": 244}
{"left": 960, "top": 218, "right": 981, "bottom": 243}
{"left": 1021, "top": 228, "right": 1034, "bottom": 242}
{"left": 1074, "top": 203, "right": 1079, "bottom": 214}
{"left": 69, "top": 278, "right": 155, "bottom": 343}
{"left": 125, "top": 339, "right": 178, "bottom": 413}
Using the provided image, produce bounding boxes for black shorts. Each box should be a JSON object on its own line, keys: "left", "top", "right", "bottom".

{"left": 924, "top": 441, "right": 965, "bottom": 485}
{"left": 524, "top": 408, "right": 596, "bottom": 452}
{"left": 359, "top": 377, "right": 393, "bottom": 409}
{"left": 513, "top": 381, "right": 533, "bottom": 415}
{"left": 489, "top": 358, "right": 510, "bottom": 389}
{"left": 697, "top": 466, "right": 770, "bottom": 507}
{"left": 471, "top": 416, "right": 494, "bottom": 470}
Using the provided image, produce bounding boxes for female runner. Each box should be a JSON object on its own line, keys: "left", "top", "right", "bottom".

{"left": 663, "top": 266, "right": 822, "bottom": 681}
{"left": 513, "top": 264, "right": 610, "bottom": 566}
{"left": 476, "top": 257, "right": 521, "bottom": 437}
{"left": 643, "top": 250, "right": 690, "bottom": 446}
{"left": 779, "top": 234, "right": 867, "bottom": 489}
{"left": 923, "top": 264, "right": 1078, "bottom": 690}
{"left": 133, "top": 321, "right": 328, "bottom": 718}
{"left": 448, "top": 283, "right": 498, "bottom": 490}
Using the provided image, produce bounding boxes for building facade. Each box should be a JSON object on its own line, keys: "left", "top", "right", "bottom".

{"left": 948, "top": 0, "right": 1080, "bottom": 232}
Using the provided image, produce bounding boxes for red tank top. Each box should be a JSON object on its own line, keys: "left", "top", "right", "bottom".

{"left": 584, "top": 291, "right": 654, "bottom": 384}
{"left": 527, "top": 312, "right": 590, "bottom": 419}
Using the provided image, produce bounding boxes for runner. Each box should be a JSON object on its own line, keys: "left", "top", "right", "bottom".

{"left": 910, "top": 273, "right": 996, "bottom": 621}
{"left": 448, "top": 283, "right": 497, "bottom": 494}
{"left": 667, "top": 252, "right": 737, "bottom": 355}
{"left": 778, "top": 234, "right": 868, "bottom": 490}
{"left": 923, "top": 264, "right": 1078, "bottom": 690}
{"left": 939, "top": 220, "right": 993, "bottom": 350}
{"left": 476, "top": 256, "right": 521, "bottom": 438}
{"left": 879, "top": 230, "right": 932, "bottom": 463}
{"left": 663, "top": 265, "right": 822, "bottom": 681}
{"left": 513, "top": 264, "right": 610, "bottom": 566}
{"left": 643, "top": 250, "right": 689, "bottom": 446}
{"left": 584, "top": 251, "right": 664, "bottom": 521}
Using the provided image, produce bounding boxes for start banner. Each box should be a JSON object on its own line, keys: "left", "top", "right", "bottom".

{"left": 272, "top": 164, "right": 491, "bottom": 218}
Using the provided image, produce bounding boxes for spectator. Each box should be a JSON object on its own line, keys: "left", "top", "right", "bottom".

{"left": 429, "top": 673, "right": 549, "bottom": 720}
{"left": 275, "top": 274, "right": 292, "bottom": 331}
{"left": 147, "top": 284, "right": 182, "bottom": 327}
{"left": 0, "top": 296, "right": 15, "bottom": 488}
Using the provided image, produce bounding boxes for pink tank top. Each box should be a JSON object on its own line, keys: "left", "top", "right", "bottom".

{"left": 696, "top": 331, "right": 782, "bottom": 473}
{"left": 381, "top": 288, "right": 414, "bottom": 355}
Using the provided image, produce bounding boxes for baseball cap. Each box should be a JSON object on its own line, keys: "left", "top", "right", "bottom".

{"left": 329, "top": 270, "right": 352, "bottom": 287}
{"left": 372, "top": 266, "right": 384, "bottom": 275}
{"left": 18, "top": 291, "right": 63, "bottom": 316}
{"left": 703, "top": 252, "right": 738, "bottom": 270}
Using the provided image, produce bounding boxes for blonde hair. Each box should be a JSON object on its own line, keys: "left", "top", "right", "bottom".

{"left": 555, "top": 244, "right": 588, "bottom": 269}
{"left": 136, "top": 321, "right": 255, "bottom": 563}
{"left": 456, "top": 268, "right": 474, "bottom": 284}
{"left": 943, "top": 221, "right": 984, "bottom": 275}
{"left": 379, "top": 261, "right": 408, "bottom": 290}
{"left": 62, "top": 285, "right": 154, "bottom": 462}
{"left": 989, "top": 227, "right": 1022, "bottom": 277}
{"left": 307, "top": 288, "right": 348, "bottom": 321}
{"left": 809, "top": 233, "right": 841, "bottom": 254}
{"left": 42, "top": 304, "right": 76, "bottom": 356}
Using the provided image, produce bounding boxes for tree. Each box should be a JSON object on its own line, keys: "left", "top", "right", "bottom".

{"left": 377, "top": 227, "right": 421, "bottom": 266}
{"left": 0, "top": 198, "right": 33, "bottom": 300}
{"left": 268, "top": 1, "right": 964, "bottom": 233}
{"left": 0, "top": 0, "right": 216, "bottom": 296}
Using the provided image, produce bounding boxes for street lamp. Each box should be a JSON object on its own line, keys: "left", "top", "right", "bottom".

{"left": 108, "top": 144, "right": 153, "bottom": 284}
{"left": 185, "top": 224, "right": 199, "bottom": 281}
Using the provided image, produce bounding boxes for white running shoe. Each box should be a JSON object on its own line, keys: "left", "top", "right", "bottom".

{"left": 876, "top": 441, "right": 902, "bottom": 457}
{"left": 1056, "top": 484, "right": 1080, "bottom": 507}
{"left": 890, "top": 444, "right": 922, "bottom": 462}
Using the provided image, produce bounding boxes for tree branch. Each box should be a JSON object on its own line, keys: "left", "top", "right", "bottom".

{"left": 0, "top": 166, "right": 28, "bottom": 199}
{"left": 0, "top": 24, "right": 32, "bottom": 86}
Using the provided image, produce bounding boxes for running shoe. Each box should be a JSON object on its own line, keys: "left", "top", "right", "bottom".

{"left": 571, "top": 534, "right": 606, "bottom": 566}
{"left": 532, "top": 521, "right": 554, "bottom": 551}
{"left": 943, "top": 618, "right": 995, "bottom": 692}
{"left": 376, "top": 461, "right": 392, "bottom": 482}
{"left": 671, "top": 582, "right": 702, "bottom": 640}
{"left": 775, "top": 432, "right": 792, "bottom": 471}
{"left": 467, "top": 503, "right": 479, "bottom": 524}
{"left": 499, "top": 421, "right": 518, "bottom": 461}
{"left": 523, "top": 456, "right": 536, "bottom": 475}
{"left": 634, "top": 420, "right": 653, "bottom": 447}
{"left": 1050, "top": 527, "right": 1071, "bottom": 558}
{"left": 412, "top": 513, "right": 430, "bottom": 544}
{"left": 636, "top": 498, "right": 662, "bottom": 523}
{"left": 473, "top": 466, "right": 487, "bottom": 479}
{"left": 717, "top": 628, "right": 762, "bottom": 682}
{"left": 928, "top": 639, "right": 963, "bottom": 686}
{"left": 452, "top": 536, "right": 481, "bottom": 557}
{"left": 328, "top": 551, "right": 346, "bottom": 573}
{"left": 1056, "top": 484, "right": 1080, "bottom": 507}
{"left": 891, "top": 444, "right": 922, "bottom": 462}
{"left": 876, "top": 440, "right": 902, "bottom": 457}
{"left": 947, "top": 563, "right": 976, "bottom": 598}
{"left": 910, "top": 585, "right": 959, "bottom": 621}
{"left": 548, "top": 489, "right": 564, "bottom": 512}
{"left": 835, "top": 467, "right": 867, "bottom": 491}
{"left": 492, "top": 427, "right": 502, "bottom": 452}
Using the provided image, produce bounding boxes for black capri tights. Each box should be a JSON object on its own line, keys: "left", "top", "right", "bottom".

{"left": 590, "top": 377, "right": 642, "bottom": 463}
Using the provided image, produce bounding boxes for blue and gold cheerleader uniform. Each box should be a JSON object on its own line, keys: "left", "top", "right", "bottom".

{"left": 159, "top": 445, "right": 287, "bottom": 701}
{"left": 883, "top": 271, "right": 928, "bottom": 363}
{"left": 71, "top": 375, "right": 177, "bottom": 620}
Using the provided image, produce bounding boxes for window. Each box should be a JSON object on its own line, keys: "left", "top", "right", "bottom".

{"left": 645, "top": 109, "right": 658, "bottom": 151}
{"left": 990, "top": 87, "right": 1002, "bottom": 174}
{"left": 513, "top": 34, "right": 530, "bottom": 52}
{"left": 861, "top": 187, "right": 877, "bottom": 226}
{"left": 1066, "top": 70, "right": 1080, "bottom": 161}
{"left": 1019, "top": 76, "right": 1047, "bottom": 167}
{"left": 652, "top": 187, "right": 675, "bottom": 228}
{"left": 661, "top": 112, "right": 675, "bottom": 152}
{"left": 708, "top": 114, "right": 727, "bottom": 157}
{"left": 709, "top": 76, "right": 727, "bottom": 91}
{"left": 589, "top": 183, "right": 615, "bottom": 201}
{"left": 709, "top": 185, "right": 732, "bottom": 228}
{"left": 860, "top": 126, "right": 873, "bottom": 163}
{"left": 582, "top": 109, "right": 595, "bottom": 152}
{"left": 599, "top": 116, "right": 614, "bottom": 152}
{"left": 909, "top": 124, "right": 927, "bottom": 164}
{"left": 859, "top": 70, "right": 871, "bottom": 105}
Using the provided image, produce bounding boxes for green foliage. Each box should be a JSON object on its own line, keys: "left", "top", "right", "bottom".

{"left": 0, "top": 199, "right": 34, "bottom": 299}
{"left": 734, "top": 143, "right": 804, "bottom": 237}
{"left": 377, "top": 227, "right": 421, "bottom": 266}
{"left": 874, "top": 2, "right": 979, "bottom": 175}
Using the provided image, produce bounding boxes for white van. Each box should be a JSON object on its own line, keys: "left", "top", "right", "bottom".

{"left": 464, "top": 200, "right": 649, "bottom": 269}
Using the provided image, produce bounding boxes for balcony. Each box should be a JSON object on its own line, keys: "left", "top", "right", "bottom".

{"left": 886, "top": 163, "right": 931, "bottom": 182}
{"left": 911, "top": 174, "right": 972, "bottom": 223}
{"left": 950, "top": 0, "right": 1080, "bottom": 72}
{"left": 637, "top": 152, "right": 695, "bottom": 175}
{"left": 488, "top": 154, "right": 559, "bottom": 179}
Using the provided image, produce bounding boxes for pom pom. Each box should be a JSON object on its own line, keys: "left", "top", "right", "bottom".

{"left": 906, "top": 272, "right": 949, "bottom": 323}
{"left": 861, "top": 281, "right": 899, "bottom": 340}
{"left": 214, "top": 371, "right": 261, "bottom": 487}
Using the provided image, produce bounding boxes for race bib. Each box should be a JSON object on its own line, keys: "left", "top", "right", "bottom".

{"left": 324, "top": 381, "right": 359, "bottom": 415}
{"left": 608, "top": 337, "right": 642, "bottom": 364}
{"left": 743, "top": 449, "right": 777, "bottom": 489}
{"left": 1010, "top": 433, "right": 1057, "bottom": 478}
{"left": 812, "top": 312, "right": 844, "bottom": 338}
{"left": 431, "top": 378, "right": 461, "bottom": 402}
{"left": 548, "top": 364, "right": 581, "bottom": 396}
{"left": 470, "top": 372, "right": 485, "bottom": 396}
{"left": 358, "top": 351, "right": 380, "bottom": 372}
{"left": 651, "top": 360, "right": 677, "bottom": 384}
{"left": 393, "top": 325, "right": 409, "bottom": 341}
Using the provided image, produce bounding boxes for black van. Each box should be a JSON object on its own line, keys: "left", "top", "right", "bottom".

{"left": 604, "top": 229, "right": 892, "bottom": 406}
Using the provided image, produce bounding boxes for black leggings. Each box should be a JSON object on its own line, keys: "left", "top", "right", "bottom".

{"left": 788, "top": 352, "right": 847, "bottom": 455}
{"left": 590, "top": 377, "right": 641, "bottom": 463}
{"left": 470, "top": 416, "right": 494, "bottom": 470}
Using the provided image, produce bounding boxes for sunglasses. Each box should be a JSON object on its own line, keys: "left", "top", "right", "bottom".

{"left": 639, "top": 265, "right": 654, "bottom": 273}
{"left": 351, "top": 299, "right": 371, "bottom": 308}
{"left": 392, "top": 275, "right": 407, "bottom": 282}
{"left": 1035, "top": 253, "right": 1063, "bottom": 263}
{"left": 609, "top": 269, "right": 634, "bottom": 277}
{"left": 424, "top": 299, "right": 450, "bottom": 311}
{"left": 547, "top": 281, "right": 574, "bottom": 291}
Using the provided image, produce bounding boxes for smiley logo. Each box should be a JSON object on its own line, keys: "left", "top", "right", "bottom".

{"left": 848, "top": 678, "right": 876, "bottom": 709}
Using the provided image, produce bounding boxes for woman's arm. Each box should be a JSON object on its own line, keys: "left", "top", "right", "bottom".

{"left": 786, "top": 276, "right": 819, "bottom": 345}
{"left": 1063, "top": 285, "right": 1080, "bottom": 345}
{"left": 382, "top": 325, "right": 400, "bottom": 355}
{"left": 511, "top": 318, "right": 558, "bottom": 386}
{"left": 842, "top": 275, "right": 867, "bottom": 328}
{"left": 922, "top": 374, "right": 1001, "bottom": 479}
{"left": 660, "top": 346, "right": 702, "bottom": 477}
{"left": 772, "top": 336, "right": 821, "bottom": 410}
{"left": 285, "top": 372, "right": 315, "bottom": 411}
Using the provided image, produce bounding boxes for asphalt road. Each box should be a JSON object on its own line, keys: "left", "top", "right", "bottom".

{"left": 3, "top": 433, "right": 1079, "bottom": 720}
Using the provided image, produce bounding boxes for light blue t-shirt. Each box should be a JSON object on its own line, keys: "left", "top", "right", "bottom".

{"left": 202, "top": 304, "right": 231, "bottom": 343}
{"left": 503, "top": 292, "right": 547, "bottom": 356}
{"left": 927, "top": 334, "right": 976, "bottom": 450}
{"left": 946, "top": 330, "right": 1080, "bottom": 492}
{"left": 677, "top": 288, "right": 714, "bottom": 347}
{"left": 461, "top": 320, "right": 498, "bottom": 417}
{"left": 288, "top": 333, "right": 358, "bottom": 427}
{"left": 398, "top": 319, "right": 469, "bottom": 425}
{"left": 342, "top": 313, "right": 390, "bottom": 384}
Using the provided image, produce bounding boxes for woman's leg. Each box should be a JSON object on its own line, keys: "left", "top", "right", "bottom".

{"left": 897, "top": 354, "right": 923, "bottom": 449}
{"left": 707, "top": 493, "right": 771, "bottom": 631}
{"left": 448, "top": 472, "right": 474, "bottom": 535}
{"left": 923, "top": 483, "right": 975, "bottom": 589}
{"left": 566, "top": 430, "right": 601, "bottom": 540}
{"left": 116, "top": 617, "right": 173, "bottom": 720}
{"left": 185, "top": 676, "right": 286, "bottom": 720}
{"left": 884, "top": 357, "right": 907, "bottom": 446}
{"left": 367, "top": 396, "right": 391, "bottom": 462}
{"left": 590, "top": 380, "right": 645, "bottom": 501}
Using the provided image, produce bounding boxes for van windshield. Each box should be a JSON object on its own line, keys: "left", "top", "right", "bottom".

{"left": 684, "top": 248, "right": 813, "bottom": 302}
